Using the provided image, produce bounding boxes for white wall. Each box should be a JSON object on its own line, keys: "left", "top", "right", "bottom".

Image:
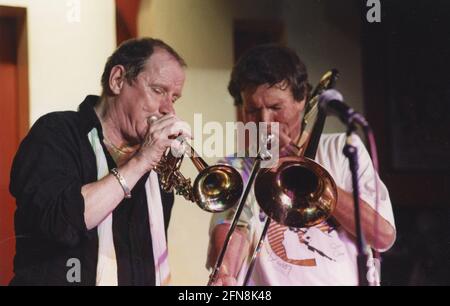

{"left": 0, "top": 0, "right": 116, "bottom": 124}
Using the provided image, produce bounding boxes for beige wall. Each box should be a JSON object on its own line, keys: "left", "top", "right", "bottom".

{"left": 138, "top": 0, "right": 285, "bottom": 286}
{"left": 0, "top": 0, "right": 116, "bottom": 124}
{"left": 139, "top": 0, "right": 236, "bottom": 286}
{"left": 139, "top": 0, "right": 365, "bottom": 285}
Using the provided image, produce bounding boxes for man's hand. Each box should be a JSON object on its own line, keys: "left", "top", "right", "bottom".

{"left": 134, "top": 114, "right": 191, "bottom": 171}
{"left": 270, "top": 123, "right": 300, "bottom": 157}
{"left": 211, "top": 274, "right": 238, "bottom": 286}
{"left": 207, "top": 224, "right": 250, "bottom": 286}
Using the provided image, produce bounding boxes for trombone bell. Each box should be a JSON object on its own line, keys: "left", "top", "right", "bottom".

{"left": 254, "top": 156, "right": 337, "bottom": 228}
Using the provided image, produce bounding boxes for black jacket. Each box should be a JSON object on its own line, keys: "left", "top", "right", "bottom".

{"left": 9, "top": 95, "right": 174, "bottom": 285}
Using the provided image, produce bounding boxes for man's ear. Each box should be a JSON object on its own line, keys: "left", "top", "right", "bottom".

{"left": 109, "top": 65, "right": 126, "bottom": 95}
{"left": 237, "top": 104, "right": 245, "bottom": 121}
{"left": 295, "top": 98, "right": 306, "bottom": 113}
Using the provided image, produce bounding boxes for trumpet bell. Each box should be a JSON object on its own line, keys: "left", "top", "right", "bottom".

{"left": 194, "top": 164, "right": 244, "bottom": 213}
{"left": 254, "top": 156, "right": 337, "bottom": 228}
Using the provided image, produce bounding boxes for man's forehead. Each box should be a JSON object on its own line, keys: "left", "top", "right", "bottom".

{"left": 241, "top": 82, "right": 293, "bottom": 101}
{"left": 146, "top": 49, "right": 181, "bottom": 68}
{"left": 141, "top": 51, "right": 185, "bottom": 82}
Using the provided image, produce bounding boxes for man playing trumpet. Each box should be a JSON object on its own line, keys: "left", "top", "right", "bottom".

{"left": 9, "top": 38, "right": 191, "bottom": 285}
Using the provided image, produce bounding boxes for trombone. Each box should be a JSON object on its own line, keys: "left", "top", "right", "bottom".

{"left": 208, "top": 70, "right": 340, "bottom": 285}
{"left": 149, "top": 116, "right": 244, "bottom": 213}
{"left": 254, "top": 70, "right": 339, "bottom": 228}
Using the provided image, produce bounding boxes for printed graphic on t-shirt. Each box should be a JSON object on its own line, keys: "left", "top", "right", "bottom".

{"left": 267, "top": 220, "right": 342, "bottom": 266}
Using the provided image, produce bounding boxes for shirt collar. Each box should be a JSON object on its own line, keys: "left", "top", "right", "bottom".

{"left": 78, "top": 95, "right": 103, "bottom": 135}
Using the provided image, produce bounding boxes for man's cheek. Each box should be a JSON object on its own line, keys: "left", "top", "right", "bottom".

{"left": 138, "top": 121, "right": 149, "bottom": 139}
{"left": 279, "top": 123, "right": 290, "bottom": 137}
{"left": 246, "top": 114, "right": 257, "bottom": 123}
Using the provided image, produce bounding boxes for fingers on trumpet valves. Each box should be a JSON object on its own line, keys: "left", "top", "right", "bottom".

{"left": 147, "top": 115, "right": 193, "bottom": 155}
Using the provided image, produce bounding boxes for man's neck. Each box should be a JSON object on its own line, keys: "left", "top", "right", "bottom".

{"left": 94, "top": 96, "right": 137, "bottom": 150}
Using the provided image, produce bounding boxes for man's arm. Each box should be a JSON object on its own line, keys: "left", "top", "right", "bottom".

{"left": 81, "top": 157, "right": 149, "bottom": 230}
{"left": 333, "top": 188, "right": 396, "bottom": 251}
{"left": 331, "top": 134, "right": 396, "bottom": 251}
{"left": 207, "top": 223, "right": 250, "bottom": 285}
{"left": 83, "top": 114, "right": 191, "bottom": 230}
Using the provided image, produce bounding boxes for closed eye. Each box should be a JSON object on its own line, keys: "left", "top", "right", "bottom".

{"left": 151, "top": 86, "right": 167, "bottom": 96}
{"left": 245, "top": 107, "right": 259, "bottom": 114}
{"left": 270, "top": 104, "right": 282, "bottom": 111}
{"left": 172, "top": 96, "right": 180, "bottom": 103}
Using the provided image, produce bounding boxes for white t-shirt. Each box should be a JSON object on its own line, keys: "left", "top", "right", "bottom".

{"left": 209, "top": 133, "right": 396, "bottom": 286}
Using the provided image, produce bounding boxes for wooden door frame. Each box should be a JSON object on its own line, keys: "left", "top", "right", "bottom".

{"left": 0, "top": 5, "right": 28, "bottom": 285}
{"left": 0, "top": 6, "right": 29, "bottom": 138}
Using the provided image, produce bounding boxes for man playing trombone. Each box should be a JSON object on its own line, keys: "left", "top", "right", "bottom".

{"left": 207, "top": 45, "right": 396, "bottom": 286}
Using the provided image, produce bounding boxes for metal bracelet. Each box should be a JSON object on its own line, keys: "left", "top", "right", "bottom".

{"left": 110, "top": 168, "right": 131, "bottom": 199}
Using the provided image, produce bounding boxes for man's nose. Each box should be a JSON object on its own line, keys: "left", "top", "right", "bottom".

{"left": 159, "top": 97, "right": 175, "bottom": 115}
{"left": 259, "top": 108, "right": 272, "bottom": 123}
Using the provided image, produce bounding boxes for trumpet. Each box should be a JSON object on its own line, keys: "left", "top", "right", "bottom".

{"left": 149, "top": 116, "right": 243, "bottom": 213}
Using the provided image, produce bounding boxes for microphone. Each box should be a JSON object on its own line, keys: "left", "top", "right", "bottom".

{"left": 319, "top": 89, "right": 368, "bottom": 127}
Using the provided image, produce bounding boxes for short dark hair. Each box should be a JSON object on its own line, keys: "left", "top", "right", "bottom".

{"left": 228, "top": 44, "right": 311, "bottom": 105}
{"left": 101, "top": 38, "right": 186, "bottom": 96}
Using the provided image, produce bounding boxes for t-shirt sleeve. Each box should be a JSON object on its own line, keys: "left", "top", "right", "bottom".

{"left": 9, "top": 115, "right": 88, "bottom": 248}
{"left": 341, "top": 134, "right": 396, "bottom": 251}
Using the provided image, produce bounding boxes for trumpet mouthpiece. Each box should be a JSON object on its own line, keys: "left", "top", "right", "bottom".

{"left": 148, "top": 116, "right": 158, "bottom": 124}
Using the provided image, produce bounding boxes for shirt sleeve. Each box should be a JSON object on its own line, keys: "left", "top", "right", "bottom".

{"left": 9, "top": 115, "right": 89, "bottom": 248}
{"left": 340, "top": 134, "right": 397, "bottom": 252}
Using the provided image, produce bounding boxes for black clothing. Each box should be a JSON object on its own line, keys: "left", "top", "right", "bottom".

{"left": 9, "top": 95, "right": 174, "bottom": 285}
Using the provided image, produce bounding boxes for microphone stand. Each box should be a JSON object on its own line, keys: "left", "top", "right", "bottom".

{"left": 342, "top": 123, "right": 370, "bottom": 286}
